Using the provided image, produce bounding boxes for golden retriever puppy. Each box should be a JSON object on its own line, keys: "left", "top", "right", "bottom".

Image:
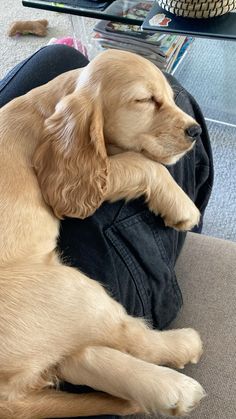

{"left": 0, "top": 50, "right": 205, "bottom": 419}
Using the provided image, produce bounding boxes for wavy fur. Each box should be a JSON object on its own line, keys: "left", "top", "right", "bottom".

{"left": 0, "top": 50, "right": 204, "bottom": 418}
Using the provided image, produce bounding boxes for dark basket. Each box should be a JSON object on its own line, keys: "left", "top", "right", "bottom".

{"left": 157, "top": 0, "right": 236, "bottom": 18}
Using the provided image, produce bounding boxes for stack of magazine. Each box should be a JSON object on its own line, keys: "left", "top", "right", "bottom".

{"left": 93, "top": 2, "right": 193, "bottom": 72}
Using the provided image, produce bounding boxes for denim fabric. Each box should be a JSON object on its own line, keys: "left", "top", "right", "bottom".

{"left": 0, "top": 45, "right": 88, "bottom": 107}
{"left": 0, "top": 45, "right": 213, "bottom": 419}
{"left": 59, "top": 73, "right": 213, "bottom": 330}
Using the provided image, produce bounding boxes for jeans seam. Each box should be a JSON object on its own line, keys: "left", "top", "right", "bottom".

{"left": 105, "top": 227, "right": 150, "bottom": 315}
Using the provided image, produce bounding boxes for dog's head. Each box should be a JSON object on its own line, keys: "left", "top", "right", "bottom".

{"left": 33, "top": 50, "right": 200, "bottom": 219}
{"left": 91, "top": 50, "right": 200, "bottom": 165}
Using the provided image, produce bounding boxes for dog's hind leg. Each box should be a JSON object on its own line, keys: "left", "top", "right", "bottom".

{"left": 1, "top": 390, "right": 139, "bottom": 419}
{"left": 59, "top": 346, "right": 205, "bottom": 417}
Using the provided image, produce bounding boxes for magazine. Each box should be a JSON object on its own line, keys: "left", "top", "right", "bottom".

{"left": 105, "top": 0, "right": 153, "bottom": 21}
{"left": 122, "top": 1, "right": 153, "bottom": 20}
{"left": 93, "top": 1, "right": 193, "bottom": 71}
{"left": 94, "top": 20, "right": 166, "bottom": 56}
{"left": 106, "top": 22, "right": 164, "bottom": 44}
{"left": 94, "top": 35, "right": 166, "bottom": 64}
{"left": 165, "top": 36, "right": 186, "bottom": 72}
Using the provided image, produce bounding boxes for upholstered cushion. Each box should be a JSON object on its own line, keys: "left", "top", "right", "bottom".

{"left": 127, "top": 232, "right": 236, "bottom": 418}
{"left": 172, "top": 232, "right": 236, "bottom": 418}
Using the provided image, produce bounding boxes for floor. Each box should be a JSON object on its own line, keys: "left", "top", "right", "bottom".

{"left": 174, "top": 38, "right": 236, "bottom": 241}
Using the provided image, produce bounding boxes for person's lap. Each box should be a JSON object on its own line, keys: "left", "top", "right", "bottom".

{"left": 0, "top": 45, "right": 88, "bottom": 107}
{"left": 0, "top": 45, "right": 213, "bottom": 419}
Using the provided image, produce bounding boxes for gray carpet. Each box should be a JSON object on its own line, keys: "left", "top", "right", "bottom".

{"left": 202, "top": 121, "right": 236, "bottom": 241}
{"left": 174, "top": 38, "right": 236, "bottom": 242}
{"left": 0, "top": 0, "right": 72, "bottom": 79}
{"left": 173, "top": 38, "right": 236, "bottom": 125}
{"left": 0, "top": 1, "right": 235, "bottom": 242}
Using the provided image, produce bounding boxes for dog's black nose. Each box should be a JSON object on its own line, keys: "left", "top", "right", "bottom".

{"left": 185, "top": 124, "right": 202, "bottom": 141}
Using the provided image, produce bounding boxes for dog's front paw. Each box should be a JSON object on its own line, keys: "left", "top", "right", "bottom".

{"left": 129, "top": 365, "right": 205, "bottom": 416}
{"left": 157, "top": 369, "right": 206, "bottom": 417}
{"left": 159, "top": 328, "right": 203, "bottom": 369}
{"left": 164, "top": 199, "right": 200, "bottom": 231}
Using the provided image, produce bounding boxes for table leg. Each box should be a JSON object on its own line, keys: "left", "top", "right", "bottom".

{"left": 68, "top": 14, "right": 98, "bottom": 59}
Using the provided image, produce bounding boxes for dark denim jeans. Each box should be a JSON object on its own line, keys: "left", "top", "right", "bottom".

{"left": 0, "top": 45, "right": 213, "bottom": 419}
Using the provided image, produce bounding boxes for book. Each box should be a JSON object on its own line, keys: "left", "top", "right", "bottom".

{"left": 142, "top": 3, "right": 236, "bottom": 41}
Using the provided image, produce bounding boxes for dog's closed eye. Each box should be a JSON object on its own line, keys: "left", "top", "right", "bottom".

{"left": 134, "top": 96, "right": 162, "bottom": 109}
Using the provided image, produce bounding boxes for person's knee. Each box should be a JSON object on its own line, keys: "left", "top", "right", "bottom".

{"left": 163, "top": 71, "right": 183, "bottom": 91}
{"left": 37, "top": 44, "right": 89, "bottom": 70}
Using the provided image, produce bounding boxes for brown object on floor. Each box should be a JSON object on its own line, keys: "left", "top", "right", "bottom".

{"left": 8, "top": 19, "right": 48, "bottom": 37}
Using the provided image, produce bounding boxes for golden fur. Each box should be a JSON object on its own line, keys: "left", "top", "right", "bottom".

{"left": 8, "top": 20, "right": 48, "bottom": 37}
{"left": 0, "top": 50, "right": 205, "bottom": 419}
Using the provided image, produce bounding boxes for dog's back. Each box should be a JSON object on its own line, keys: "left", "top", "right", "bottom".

{"left": 0, "top": 69, "right": 80, "bottom": 267}
{"left": 0, "top": 71, "right": 80, "bottom": 404}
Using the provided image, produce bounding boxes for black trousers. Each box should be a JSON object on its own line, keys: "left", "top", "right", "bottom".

{"left": 0, "top": 45, "right": 213, "bottom": 418}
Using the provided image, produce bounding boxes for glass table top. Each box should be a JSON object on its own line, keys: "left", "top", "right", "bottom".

{"left": 23, "top": 1, "right": 236, "bottom": 39}
{"left": 22, "top": 0, "right": 153, "bottom": 25}
{"left": 22, "top": 0, "right": 236, "bottom": 125}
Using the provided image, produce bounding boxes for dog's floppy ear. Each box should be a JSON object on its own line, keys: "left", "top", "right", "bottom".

{"left": 33, "top": 89, "right": 108, "bottom": 219}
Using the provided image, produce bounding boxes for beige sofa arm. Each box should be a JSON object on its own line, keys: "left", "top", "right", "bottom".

{"left": 128, "top": 233, "right": 236, "bottom": 419}
{"left": 172, "top": 232, "right": 236, "bottom": 418}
